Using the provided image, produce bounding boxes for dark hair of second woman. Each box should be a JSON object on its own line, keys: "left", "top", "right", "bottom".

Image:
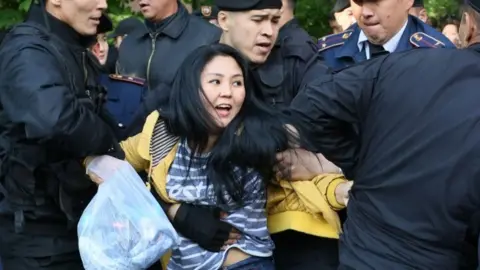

{"left": 162, "top": 44, "right": 297, "bottom": 206}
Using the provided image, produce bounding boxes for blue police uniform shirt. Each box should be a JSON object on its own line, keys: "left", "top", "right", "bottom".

{"left": 318, "top": 15, "right": 456, "bottom": 70}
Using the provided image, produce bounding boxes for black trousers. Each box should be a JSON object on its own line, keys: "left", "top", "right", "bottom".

{"left": 272, "top": 230, "right": 339, "bottom": 270}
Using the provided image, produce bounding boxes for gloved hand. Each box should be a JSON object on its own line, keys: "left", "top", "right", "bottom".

{"left": 86, "top": 155, "right": 128, "bottom": 184}
{"left": 172, "top": 204, "right": 240, "bottom": 252}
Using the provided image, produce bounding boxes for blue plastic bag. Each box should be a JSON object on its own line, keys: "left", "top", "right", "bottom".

{"left": 78, "top": 160, "right": 178, "bottom": 270}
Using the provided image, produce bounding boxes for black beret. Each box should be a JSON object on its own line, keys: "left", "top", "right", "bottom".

{"left": 468, "top": 0, "right": 480, "bottom": 12}
{"left": 332, "top": 0, "right": 350, "bottom": 13}
{"left": 215, "top": 0, "right": 282, "bottom": 11}
{"left": 412, "top": 0, "right": 424, "bottom": 7}
{"left": 193, "top": 6, "right": 220, "bottom": 20}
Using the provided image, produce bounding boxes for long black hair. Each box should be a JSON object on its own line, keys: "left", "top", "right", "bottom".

{"left": 162, "top": 43, "right": 298, "bottom": 206}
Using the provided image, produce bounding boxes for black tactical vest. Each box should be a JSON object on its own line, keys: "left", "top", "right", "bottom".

{"left": 0, "top": 22, "right": 102, "bottom": 236}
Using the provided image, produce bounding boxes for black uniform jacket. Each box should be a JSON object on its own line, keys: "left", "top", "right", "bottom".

{"left": 253, "top": 18, "right": 326, "bottom": 108}
{"left": 289, "top": 48, "right": 480, "bottom": 269}
{"left": 0, "top": 5, "right": 122, "bottom": 257}
{"left": 116, "top": 2, "right": 220, "bottom": 91}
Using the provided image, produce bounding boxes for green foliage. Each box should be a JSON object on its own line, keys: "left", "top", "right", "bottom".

{"left": 296, "top": 0, "right": 336, "bottom": 38}
{"left": 107, "top": 0, "right": 139, "bottom": 25}
{"left": 0, "top": 0, "right": 29, "bottom": 29}
{"left": 426, "top": 0, "right": 460, "bottom": 19}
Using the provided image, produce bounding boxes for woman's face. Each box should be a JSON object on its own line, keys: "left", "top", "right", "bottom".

{"left": 91, "top": 33, "right": 109, "bottom": 65}
{"left": 200, "top": 55, "right": 246, "bottom": 128}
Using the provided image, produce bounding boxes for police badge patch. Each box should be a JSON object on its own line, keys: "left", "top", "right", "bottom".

{"left": 201, "top": 6, "right": 212, "bottom": 17}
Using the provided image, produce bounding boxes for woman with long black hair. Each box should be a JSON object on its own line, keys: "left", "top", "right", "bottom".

{"left": 85, "top": 43, "right": 299, "bottom": 270}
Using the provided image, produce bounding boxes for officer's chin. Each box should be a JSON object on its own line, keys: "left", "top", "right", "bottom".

{"left": 75, "top": 25, "right": 99, "bottom": 37}
{"left": 249, "top": 53, "right": 269, "bottom": 65}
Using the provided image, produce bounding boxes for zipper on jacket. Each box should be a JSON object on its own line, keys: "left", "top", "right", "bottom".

{"left": 82, "top": 51, "right": 90, "bottom": 98}
{"left": 146, "top": 33, "right": 159, "bottom": 91}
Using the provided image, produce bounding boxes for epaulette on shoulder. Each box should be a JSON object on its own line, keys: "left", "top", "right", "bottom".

{"left": 318, "top": 30, "right": 353, "bottom": 52}
{"left": 108, "top": 74, "right": 145, "bottom": 86}
{"left": 409, "top": 32, "right": 445, "bottom": 48}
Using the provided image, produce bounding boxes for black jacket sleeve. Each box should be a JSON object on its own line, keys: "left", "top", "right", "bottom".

{"left": 289, "top": 57, "right": 381, "bottom": 178}
{"left": 296, "top": 53, "right": 329, "bottom": 91}
{"left": 0, "top": 39, "right": 119, "bottom": 157}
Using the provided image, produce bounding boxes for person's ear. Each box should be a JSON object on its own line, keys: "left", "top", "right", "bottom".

{"left": 217, "top": 11, "right": 230, "bottom": 32}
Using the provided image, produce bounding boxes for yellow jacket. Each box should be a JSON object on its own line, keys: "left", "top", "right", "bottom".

{"left": 120, "top": 111, "right": 177, "bottom": 269}
{"left": 120, "top": 111, "right": 178, "bottom": 204}
{"left": 267, "top": 174, "right": 347, "bottom": 239}
{"left": 119, "top": 111, "right": 348, "bottom": 267}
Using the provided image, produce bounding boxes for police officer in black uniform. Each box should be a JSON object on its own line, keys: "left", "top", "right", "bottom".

{"left": 116, "top": 1, "right": 220, "bottom": 89}
{"left": 288, "top": 48, "right": 480, "bottom": 269}
{"left": 215, "top": 0, "right": 323, "bottom": 108}
{"left": 263, "top": 0, "right": 321, "bottom": 107}
{"left": 0, "top": 0, "right": 123, "bottom": 269}
{"left": 458, "top": 1, "right": 480, "bottom": 268}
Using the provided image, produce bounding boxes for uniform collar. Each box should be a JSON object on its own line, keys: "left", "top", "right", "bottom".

{"left": 357, "top": 17, "right": 408, "bottom": 58}
{"left": 275, "top": 18, "right": 299, "bottom": 46}
{"left": 334, "top": 25, "right": 364, "bottom": 62}
{"left": 279, "top": 18, "right": 299, "bottom": 36}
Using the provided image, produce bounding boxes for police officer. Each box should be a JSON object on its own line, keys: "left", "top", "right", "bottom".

{"left": 215, "top": 0, "right": 323, "bottom": 108}
{"left": 318, "top": 0, "right": 455, "bottom": 70}
{"left": 458, "top": 1, "right": 480, "bottom": 267}
{"left": 193, "top": 5, "right": 220, "bottom": 26}
{"left": 116, "top": 0, "right": 220, "bottom": 91}
{"left": 114, "top": 0, "right": 220, "bottom": 136}
{"left": 0, "top": 0, "right": 123, "bottom": 269}
{"left": 288, "top": 48, "right": 480, "bottom": 269}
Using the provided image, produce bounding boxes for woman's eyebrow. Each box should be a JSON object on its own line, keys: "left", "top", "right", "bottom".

{"left": 205, "top": 73, "right": 224, "bottom": 76}
{"left": 205, "top": 73, "right": 243, "bottom": 77}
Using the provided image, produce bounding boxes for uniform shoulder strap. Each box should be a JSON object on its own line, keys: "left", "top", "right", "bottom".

{"left": 318, "top": 30, "right": 353, "bottom": 52}
{"left": 409, "top": 32, "right": 445, "bottom": 48}
{"left": 108, "top": 74, "right": 145, "bottom": 86}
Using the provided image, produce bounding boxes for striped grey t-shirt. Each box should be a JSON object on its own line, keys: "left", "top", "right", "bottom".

{"left": 165, "top": 139, "right": 274, "bottom": 270}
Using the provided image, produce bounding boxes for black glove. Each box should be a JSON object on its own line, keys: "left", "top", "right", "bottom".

{"left": 172, "top": 204, "right": 234, "bottom": 252}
